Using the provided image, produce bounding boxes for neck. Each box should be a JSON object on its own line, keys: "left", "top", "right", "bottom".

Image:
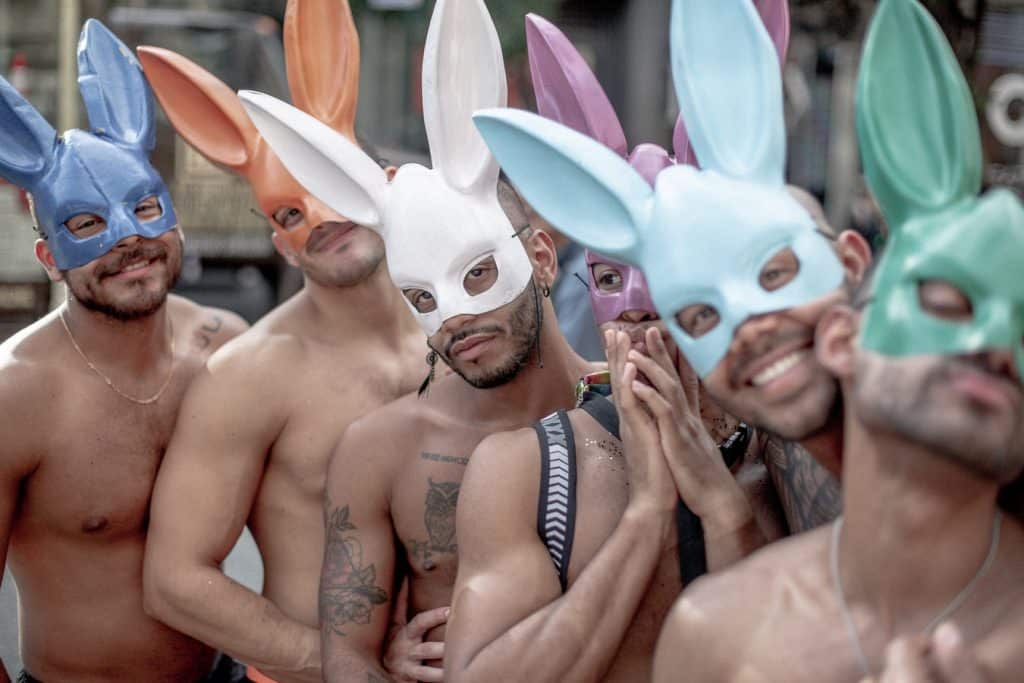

{"left": 838, "top": 403, "right": 1002, "bottom": 633}
{"left": 300, "top": 263, "right": 419, "bottom": 347}
{"left": 800, "top": 401, "right": 845, "bottom": 476}
{"left": 62, "top": 295, "right": 172, "bottom": 373}
{"left": 452, "top": 301, "right": 590, "bottom": 428}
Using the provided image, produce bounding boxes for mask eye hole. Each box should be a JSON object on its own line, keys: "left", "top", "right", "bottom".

{"left": 591, "top": 263, "right": 624, "bottom": 293}
{"left": 675, "top": 303, "right": 720, "bottom": 339}
{"left": 464, "top": 256, "right": 499, "bottom": 297}
{"left": 918, "top": 280, "right": 973, "bottom": 322}
{"left": 134, "top": 196, "right": 163, "bottom": 223}
{"left": 403, "top": 288, "right": 437, "bottom": 314}
{"left": 272, "top": 206, "right": 305, "bottom": 231}
{"left": 759, "top": 247, "right": 801, "bottom": 292}
{"left": 65, "top": 213, "right": 107, "bottom": 239}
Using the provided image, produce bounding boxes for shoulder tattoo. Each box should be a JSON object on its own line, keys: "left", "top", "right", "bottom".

{"left": 194, "top": 314, "right": 224, "bottom": 351}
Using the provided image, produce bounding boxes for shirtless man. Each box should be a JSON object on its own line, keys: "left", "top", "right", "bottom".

{"left": 240, "top": 2, "right": 595, "bottom": 679}
{"left": 0, "top": 20, "right": 246, "bottom": 682}
{"left": 476, "top": 0, "right": 869, "bottom": 534}
{"left": 655, "top": 2, "right": 1024, "bottom": 679}
{"left": 442, "top": 18, "right": 786, "bottom": 680}
{"left": 136, "top": 3, "right": 425, "bottom": 681}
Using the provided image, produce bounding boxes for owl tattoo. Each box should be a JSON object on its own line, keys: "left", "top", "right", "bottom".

{"left": 409, "top": 478, "right": 460, "bottom": 570}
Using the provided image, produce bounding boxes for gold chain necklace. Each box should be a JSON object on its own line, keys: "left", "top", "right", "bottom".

{"left": 60, "top": 308, "right": 176, "bottom": 406}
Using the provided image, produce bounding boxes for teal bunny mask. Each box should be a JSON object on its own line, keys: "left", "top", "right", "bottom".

{"left": 857, "top": 0, "right": 1024, "bottom": 371}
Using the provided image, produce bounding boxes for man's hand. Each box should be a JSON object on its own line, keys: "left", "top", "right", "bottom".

{"left": 862, "top": 623, "right": 991, "bottom": 683}
{"left": 606, "top": 330, "right": 678, "bottom": 514}
{"left": 383, "top": 579, "right": 448, "bottom": 682}
{"left": 627, "top": 328, "right": 751, "bottom": 531}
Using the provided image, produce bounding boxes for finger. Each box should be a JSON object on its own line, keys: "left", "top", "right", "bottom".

{"left": 617, "top": 361, "right": 642, "bottom": 413}
{"left": 881, "top": 635, "right": 933, "bottom": 683}
{"left": 646, "top": 327, "right": 679, "bottom": 382}
{"left": 409, "top": 641, "right": 445, "bottom": 661}
{"left": 405, "top": 664, "right": 445, "bottom": 683}
{"left": 404, "top": 606, "right": 451, "bottom": 639}
{"left": 669, "top": 338, "right": 702, "bottom": 408}
{"left": 632, "top": 379, "right": 674, "bottom": 424}
{"left": 931, "top": 622, "right": 988, "bottom": 683}
{"left": 628, "top": 350, "right": 687, "bottom": 419}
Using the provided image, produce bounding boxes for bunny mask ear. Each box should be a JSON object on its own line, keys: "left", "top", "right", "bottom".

{"left": 526, "top": 13, "right": 628, "bottom": 158}
{"left": 77, "top": 19, "right": 156, "bottom": 150}
{"left": 138, "top": 46, "right": 343, "bottom": 253}
{"left": 0, "top": 76, "right": 56, "bottom": 189}
{"left": 856, "top": 0, "right": 1024, "bottom": 372}
{"left": 422, "top": 0, "right": 506, "bottom": 193}
{"left": 856, "top": 0, "right": 981, "bottom": 230}
{"left": 474, "top": 108, "right": 650, "bottom": 264}
{"left": 240, "top": 90, "right": 387, "bottom": 231}
{"left": 671, "top": 0, "right": 787, "bottom": 185}
{"left": 285, "top": 0, "right": 360, "bottom": 142}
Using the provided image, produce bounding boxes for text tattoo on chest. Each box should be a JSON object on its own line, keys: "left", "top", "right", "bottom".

{"left": 408, "top": 477, "right": 460, "bottom": 571}
{"left": 420, "top": 451, "right": 470, "bottom": 466}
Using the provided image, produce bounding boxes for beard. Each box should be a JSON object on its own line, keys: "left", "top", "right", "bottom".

{"left": 435, "top": 281, "right": 543, "bottom": 390}
{"left": 64, "top": 237, "right": 182, "bottom": 322}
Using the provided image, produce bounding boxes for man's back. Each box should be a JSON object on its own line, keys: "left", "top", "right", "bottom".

{"left": 0, "top": 295, "right": 245, "bottom": 682}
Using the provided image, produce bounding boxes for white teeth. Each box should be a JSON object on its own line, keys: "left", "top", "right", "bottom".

{"left": 120, "top": 260, "right": 150, "bottom": 273}
{"left": 751, "top": 351, "right": 805, "bottom": 387}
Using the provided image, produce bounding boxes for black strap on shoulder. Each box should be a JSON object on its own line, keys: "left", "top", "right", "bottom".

{"left": 578, "top": 391, "right": 619, "bottom": 439}
{"left": 534, "top": 410, "right": 577, "bottom": 592}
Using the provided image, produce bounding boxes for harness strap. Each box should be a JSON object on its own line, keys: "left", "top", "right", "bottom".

{"left": 534, "top": 410, "right": 577, "bottom": 592}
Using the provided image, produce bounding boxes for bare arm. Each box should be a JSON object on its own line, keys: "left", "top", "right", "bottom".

{"left": 445, "top": 331, "right": 678, "bottom": 683}
{"left": 0, "top": 366, "right": 44, "bottom": 682}
{"left": 321, "top": 420, "right": 401, "bottom": 682}
{"left": 143, "top": 347, "right": 320, "bottom": 680}
{"left": 763, "top": 436, "right": 842, "bottom": 533}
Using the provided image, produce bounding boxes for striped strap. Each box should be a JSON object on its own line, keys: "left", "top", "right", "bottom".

{"left": 534, "top": 410, "right": 578, "bottom": 591}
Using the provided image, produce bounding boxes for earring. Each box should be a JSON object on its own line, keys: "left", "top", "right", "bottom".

{"left": 418, "top": 350, "right": 438, "bottom": 397}
{"left": 541, "top": 282, "right": 551, "bottom": 298}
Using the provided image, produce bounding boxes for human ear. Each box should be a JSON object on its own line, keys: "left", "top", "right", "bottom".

{"left": 835, "top": 229, "right": 872, "bottom": 287}
{"left": 815, "top": 304, "right": 859, "bottom": 380}
{"left": 34, "top": 239, "right": 63, "bottom": 282}
{"left": 524, "top": 228, "right": 559, "bottom": 290}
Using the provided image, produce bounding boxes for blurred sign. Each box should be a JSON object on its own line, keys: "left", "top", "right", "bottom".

{"left": 977, "top": 7, "right": 1024, "bottom": 194}
{"left": 172, "top": 140, "right": 275, "bottom": 259}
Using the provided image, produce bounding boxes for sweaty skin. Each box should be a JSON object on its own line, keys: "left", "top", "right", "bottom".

{"left": 319, "top": 229, "right": 596, "bottom": 682}
{"left": 144, "top": 223, "right": 425, "bottom": 683}
{"left": 0, "top": 278, "right": 246, "bottom": 683}
{"left": 444, "top": 327, "right": 784, "bottom": 683}
{"left": 654, "top": 304, "right": 1024, "bottom": 683}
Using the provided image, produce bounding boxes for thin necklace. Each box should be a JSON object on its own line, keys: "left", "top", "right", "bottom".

{"left": 60, "top": 308, "right": 176, "bottom": 406}
{"left": 830, "top": 509, "right": 1003, "bottom": 677}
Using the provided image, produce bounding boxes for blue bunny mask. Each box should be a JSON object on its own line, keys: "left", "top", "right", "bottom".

{"left": 0, "top": 19, "right": 177, "bottom": 271}
{"left": 474, "top": 0, "right": 843, "bottom": 376}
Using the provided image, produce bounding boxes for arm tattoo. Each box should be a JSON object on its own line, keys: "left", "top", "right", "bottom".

{"left": 320, "top": 502, "right": 389, "bottom": 637}
{"left": 194, "top": 314, "right": 224, "bottom": 350}
{"left": 764, "top": 437, "right": 842, "bottom": 533}
{"left": 408, "top": 478, "right": 459, "bottom": 571}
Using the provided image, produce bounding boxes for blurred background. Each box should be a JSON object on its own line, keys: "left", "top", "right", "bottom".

{"left": 0, "top": 0, "right": 1023, "bottom": 666}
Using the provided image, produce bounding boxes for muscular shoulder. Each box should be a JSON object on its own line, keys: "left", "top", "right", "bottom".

{"left": 0, "top": 313, "right": 65, "bottom": 401}
{"left": 167, "top": 295, "right": 248, "bottom": 355}
{"left": 661, "top": 527, "right": 831, "bottom": 675}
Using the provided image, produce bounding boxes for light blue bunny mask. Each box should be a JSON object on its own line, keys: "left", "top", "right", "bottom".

{"left": 0, "top": 19, "right": 177, "bottom": 271}
{"left": 474, "top": 0, "right": 842, "bottom": 376}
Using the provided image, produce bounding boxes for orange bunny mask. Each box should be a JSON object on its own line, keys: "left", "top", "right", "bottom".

{"left": 137, "top": 0, "right": 361, "bottom": 254}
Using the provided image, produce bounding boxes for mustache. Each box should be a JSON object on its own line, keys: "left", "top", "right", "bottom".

{"left": 729, "top": 329, "right": 812, "bottom": 387}
{"left": 443, "top": 324, "right": 504, "bottom": 358}
{"left": 96, "top": 243, "right": 167, "bottom": 278}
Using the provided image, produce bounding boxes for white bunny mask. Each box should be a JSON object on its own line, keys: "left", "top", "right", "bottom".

{"left": 240, "top": 0, "right": 533, "bottom": 337}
